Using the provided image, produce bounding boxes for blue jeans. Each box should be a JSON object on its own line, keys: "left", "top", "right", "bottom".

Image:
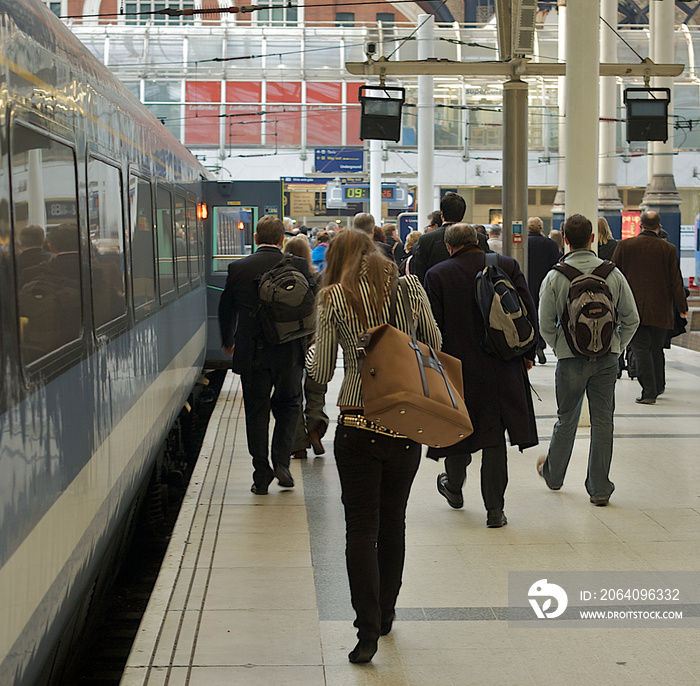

{"left": 542, "top": 353, "right": 618, "bottom": 500}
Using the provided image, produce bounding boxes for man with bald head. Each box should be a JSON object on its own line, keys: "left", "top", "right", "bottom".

{"left": 612, "top": 211, "right": 688, "bottom": 404}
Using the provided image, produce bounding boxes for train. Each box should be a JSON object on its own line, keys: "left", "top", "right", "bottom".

{"left": 0, "top": 1, "right": 212, "bottom": 683}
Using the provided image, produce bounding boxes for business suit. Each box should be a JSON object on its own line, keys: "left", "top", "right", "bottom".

{"left": 218, "top": 245, "right": 318, "bottom": 489}
{"left": 410, "top": 223, "right": 491, "bottom": 284}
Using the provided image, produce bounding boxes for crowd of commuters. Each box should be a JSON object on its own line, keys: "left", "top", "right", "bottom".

{"left": 217, "top": 199, "right": 689, "bottom": 665}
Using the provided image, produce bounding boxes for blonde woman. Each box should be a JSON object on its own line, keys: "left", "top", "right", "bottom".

{"left": 307, "top": 229, "right": 441, "bottom": 664}
{"left": 597, "top": 217, "right": 618, "bottom": 261}
{"left": 399, "top": 230, "right": 421, "bottom": 275}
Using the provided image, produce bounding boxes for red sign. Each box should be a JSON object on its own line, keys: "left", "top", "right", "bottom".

{"left": 621, "top": 211, "right": 641, "bottom": 240}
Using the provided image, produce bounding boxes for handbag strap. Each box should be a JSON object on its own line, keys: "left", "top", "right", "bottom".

{"left": 397, "top": 278, "right": 459, "bottom": 410}
{"left": 397, "top": 277, "right": 417, "bottom": 341}
{"left": 388, "top": 275, "right": 399, "bottom": 327}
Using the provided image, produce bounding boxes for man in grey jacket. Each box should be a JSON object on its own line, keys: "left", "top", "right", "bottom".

{"left": 536, "top": 214, "right": 639, "bottom": 506}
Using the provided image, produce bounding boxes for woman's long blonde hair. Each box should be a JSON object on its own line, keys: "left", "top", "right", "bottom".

{"left": 598, "top": 217, "right": 613, "bottom": 245}
{"left": 321, "top": 229, "right": 396, "bottom": 322}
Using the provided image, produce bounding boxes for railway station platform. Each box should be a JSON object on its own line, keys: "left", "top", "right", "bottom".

{"left": 121, "top": 344, "right": 700, "bottom": 686}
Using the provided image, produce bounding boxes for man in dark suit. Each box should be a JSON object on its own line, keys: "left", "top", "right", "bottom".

{"left": 527, "top": 216, "right": 560, "bottom": 364}
{"left": 612, "top": 211, "right": 688, "bottom": 404}
{"left": 218, "top": 216, "right": 318, "bottom": 494}
{"left": 423, "top": 223, "right": 538, "bottom": 528}
{"left": 410, "top": 192, "right": 490, "bottom": 284}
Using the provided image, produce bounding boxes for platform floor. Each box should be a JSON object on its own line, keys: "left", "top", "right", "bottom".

{"left": 121, "top": 345, "right": 700, "bottom": 686}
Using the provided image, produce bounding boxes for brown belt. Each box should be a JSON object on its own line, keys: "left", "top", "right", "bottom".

{"left": 338, "top": 413, "right": 407, "bottom": 438}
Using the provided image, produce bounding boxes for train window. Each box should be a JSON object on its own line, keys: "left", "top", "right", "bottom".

{"left": 155, "top": 185, "right": 175, "bottom": 299}
{"left": 128, "top": 174, "right": 157, "bottom": 318}
{"left": 11, "top": 126, "right": 82, "bottom": 365}
{"left": 87, "top": 157, "right": 127, "bottom": 330}
{"left": 212, "top": 206, "right": 254, "bottom": 271}
{"left": 186, "top": 198, "right": 200, "bottom": 285}
{"left": 173, "top": 194, "right": 189, "bottom": 290}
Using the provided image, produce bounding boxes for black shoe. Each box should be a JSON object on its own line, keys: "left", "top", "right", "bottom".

{"left": 635, "top": 396, "right": 656, "bottom": 405}
{"left": 486, "top": 510, "right": 507, "bottom": 528}
{"left": 437, "top": 473, "right": 464, "bottom": 509}
{"left": 274, "top": 464, "right": 295, "bottom": 488}
{"left": 348, "top": 639, "right": 378, "bottom": 664}
{"left": 250, "top": 484, "right": 268, "bottom": 495}
{"left": 380, "top": 612, "right": 396, "bottom": 636}
{"left": 536, "top": 349, "right": 546, "bottom": 365}
{"left": 590, "top": 497, "right": 609, "bottom": 506}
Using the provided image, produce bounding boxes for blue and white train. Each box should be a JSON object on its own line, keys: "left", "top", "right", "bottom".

{"left": 0, "top": 1, "right": 210, "bottom": 683}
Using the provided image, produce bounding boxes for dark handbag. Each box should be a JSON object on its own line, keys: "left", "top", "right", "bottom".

{"left": 356, "top": 278, "right": 473, "bottom": 448}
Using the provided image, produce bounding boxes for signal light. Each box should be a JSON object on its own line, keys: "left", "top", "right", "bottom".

{"left": 197, "top": 202, "right": 208, "bottom": 220}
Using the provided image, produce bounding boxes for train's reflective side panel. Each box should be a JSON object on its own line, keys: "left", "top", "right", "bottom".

{"left": 0, "top": 1, "right": 209, "bottom": 683}
{"left": 0, "top": 299, "right": 205, "bottom": 684}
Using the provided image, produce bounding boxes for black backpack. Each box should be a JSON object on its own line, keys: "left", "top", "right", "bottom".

{"left": 552, "top": 260, "right": 618, "bottom": 357}
{"left": 475, "top": 252, "right": 536, "bottom": 360}
{"left": 256, "top": 254, "right": 316, "bottom": 344}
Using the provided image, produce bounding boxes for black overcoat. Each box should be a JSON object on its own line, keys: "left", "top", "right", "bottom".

{"left": 423, "top": 245, "right": 539, "bottom": 458}
{"left": 527, "top": 232, "right": 560, "bottom": 310}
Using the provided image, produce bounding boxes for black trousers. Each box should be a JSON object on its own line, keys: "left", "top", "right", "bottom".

{"left": 444, "top": 431, "right": 508, "bottom": 512}
{"left": 240, "top": 363, "right": 303, "bottom": 488}
{"left": 629, "top": 324, "right": 667, "bottom": 400}
{"left": 334, "top": 424, "right": 421, "bottom": 642}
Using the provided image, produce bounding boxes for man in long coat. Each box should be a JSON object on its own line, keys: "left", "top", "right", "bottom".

{"left": 612, "top": 211, "right": 687, "bottom": 403}
{"left": 423, "top": 223, "right": 538, "bottom": 527}
{"left": 527, "top": 216, "right": 560, "bottom": 364}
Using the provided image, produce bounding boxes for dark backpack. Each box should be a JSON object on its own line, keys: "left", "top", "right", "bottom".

{"left": 256, "top": 254, "right": 316, "bottom": 344}
{"left": 475, "top": 252, "right": 535, "bottom": 360}
{"left": 552, "top": 260, "right": 618, "bottom": 357}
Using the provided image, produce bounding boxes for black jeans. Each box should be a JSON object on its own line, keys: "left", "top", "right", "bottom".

{"left": 444, "top": 431, "right": 508, "bottom": 512}
{"left": 629, "top": 325, "right": 667, "bottom": 399}
{"left": 334, "top": 424, "right": 421, "bottom": 641}
{"left": 240, "top": 363, "right": 303, "bottom": 488}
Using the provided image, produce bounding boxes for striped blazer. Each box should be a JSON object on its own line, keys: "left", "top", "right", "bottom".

{"left": 306, "top": 266, "right": 442, "bottom": 408}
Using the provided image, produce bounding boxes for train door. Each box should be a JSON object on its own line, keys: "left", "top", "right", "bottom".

{"left": 201, "top": 180, "right": 283, "bottom": 365}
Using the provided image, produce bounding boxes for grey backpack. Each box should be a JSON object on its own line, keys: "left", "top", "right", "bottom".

{"left": 553, "top": 260, "right": 618, "bottom": 357}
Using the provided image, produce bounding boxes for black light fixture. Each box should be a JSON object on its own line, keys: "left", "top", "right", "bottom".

{"left": 624, "top": 87, "right": 671, "bottom": 142}
{"left": 359, "top": 85, "right": 405, "bottom": 142}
